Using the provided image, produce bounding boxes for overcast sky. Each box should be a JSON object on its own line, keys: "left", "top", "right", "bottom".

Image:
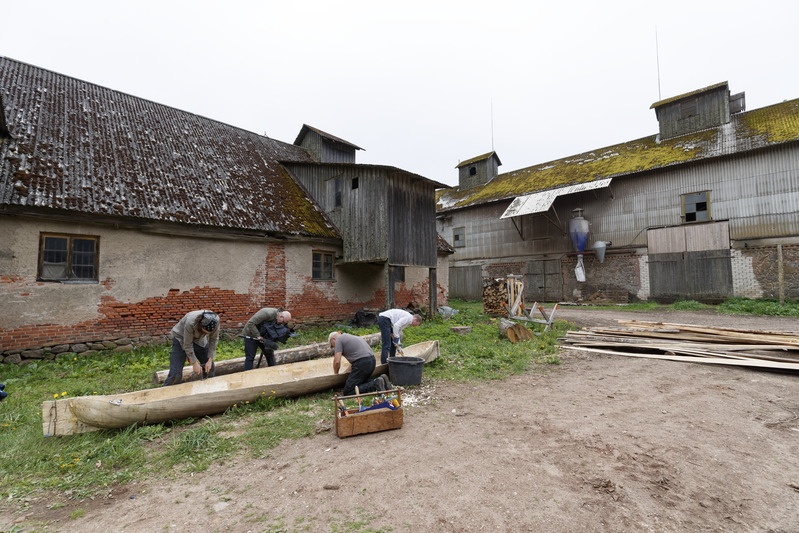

{"left": 2, "top": 0, "right": 797, "bottom": 186}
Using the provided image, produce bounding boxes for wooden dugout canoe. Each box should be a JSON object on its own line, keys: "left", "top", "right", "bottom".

{"left": 151, "top": 333, "right": 382, "bottom": 384}
{"left": 42, "top": 340, "right": 439, "bottom": 436}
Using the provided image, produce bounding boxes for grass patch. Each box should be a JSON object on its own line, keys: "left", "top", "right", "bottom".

{"left": 2, "top": 297, "right": 795, "bottom": 505}
{"left": 718, "top": 297, "right": 799, "bottom": 316}
{"left": 669, "top": 300, "right": 711, "bottom": 311}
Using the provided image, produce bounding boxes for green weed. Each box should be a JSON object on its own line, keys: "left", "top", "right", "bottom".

{"left": 2, "top": 297, "right": 793, "bottom": 506}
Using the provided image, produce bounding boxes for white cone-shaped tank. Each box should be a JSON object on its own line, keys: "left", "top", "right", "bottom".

{"left": 593, "top": 241, "right": 607, "bottom": 263}
{"left": 569, "top": 208, "right": 589, "bottom": 253}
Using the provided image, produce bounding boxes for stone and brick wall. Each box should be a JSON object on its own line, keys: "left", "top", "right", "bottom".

{"left": 0, "top": 218, "right": 431, "bottom": 364}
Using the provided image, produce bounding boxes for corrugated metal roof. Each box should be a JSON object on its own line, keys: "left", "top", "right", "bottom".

{"left": 0, "top": 56, "right": 339, "bottom": 238}
{"left": 437, "top": 97, "right": 799, "bottom": 213}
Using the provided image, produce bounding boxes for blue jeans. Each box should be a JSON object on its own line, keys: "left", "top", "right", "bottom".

{"left": 377, "top": 316, "right": 397, "bottom": 364}
{"left": 343, "top": 357, "right": 379, "bottom": 396}
{"left": 163, "top": 337, "right": 215, "bottom": 386}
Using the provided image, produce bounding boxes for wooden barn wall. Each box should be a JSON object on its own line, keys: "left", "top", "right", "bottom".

{"left": 657, "top": 87, "right": 729, "bottom": 139}
{"left": 647, "top": 222, "right": 733, "bottom": 302}
{"left": 387, "top": 173, "right": 437, "bottom": 267}
{"left": 297, "top": 134, "right": 323, "bottom": 162}
{"left": 321, "top": 144, "right": 356, "bottom": 164}
{"left": 289, "top": 165, "right": 389, "bottom": 263}
{"left": 339, "top": 169, "right": 388, "bottom": 262}
{"left": 448, "top": 265, "right": 483, "bottom": 300}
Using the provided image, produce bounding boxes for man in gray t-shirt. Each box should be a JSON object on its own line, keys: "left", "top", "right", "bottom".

{"left": 329, "top": 331, "right": 392, "bottom": 396}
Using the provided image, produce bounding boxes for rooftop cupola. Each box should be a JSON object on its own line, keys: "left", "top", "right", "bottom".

{"left": 651, "top": 81, "right": 745, "bottom": 141}
{"left": 455, "top": 151, "right": 501, "bottom": 189}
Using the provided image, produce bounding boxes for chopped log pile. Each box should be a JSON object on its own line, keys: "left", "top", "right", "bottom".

{"left": 561, "top": 320, "right": 799, "bottom": 372}
{"left": 498, "top": 318, "right": 534, "bottom": 343}
{"left": 482, "top": 278, "right": 508, "bottom": 316}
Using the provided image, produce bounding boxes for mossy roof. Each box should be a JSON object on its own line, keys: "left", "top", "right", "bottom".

{"left": 650, "top": 81, "right": 728, "bottom": 109}
{"left": 456, "top": 151, "right": 501, "bottom": 168}
{"left": 437, "top": 97, "right": 799, "bottom": 212}
{"left": 0, "top": 56, "right": 339, "bottom": 239}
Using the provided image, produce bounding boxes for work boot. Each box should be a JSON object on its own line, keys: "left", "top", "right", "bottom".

{"left": 380, "top": 374, "right": 393, "bottom": 391}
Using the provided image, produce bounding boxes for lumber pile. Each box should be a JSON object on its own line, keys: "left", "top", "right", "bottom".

{"left": 560, "top": 320, "right": 799, "bottom": 372}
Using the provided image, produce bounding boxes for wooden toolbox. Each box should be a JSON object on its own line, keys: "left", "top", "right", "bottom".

{"left": 334, "top": 388, "right": 403, "bottom": 438}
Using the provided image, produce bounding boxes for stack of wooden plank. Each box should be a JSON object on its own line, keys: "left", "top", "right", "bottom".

{"left": 560, "top": 320, "right": 799, "bottom": 371}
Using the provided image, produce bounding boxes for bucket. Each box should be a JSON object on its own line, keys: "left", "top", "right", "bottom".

{"left": 387, "top": 356, "right": 425, "bottom": 386}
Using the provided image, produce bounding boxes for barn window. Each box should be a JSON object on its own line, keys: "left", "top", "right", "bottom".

{"left": 453, "top": 226, "right": 465, "bottom": 248}
{"left": 38, "top": 233, "right": 99, "bottom": 282}
{"left": 352, "top": 177, "right": 359, "bottom": 190}
{"left": 391, "top": 265, "right": 405, "bottom": 283}
{"left": 469, "top": 166, "right": 477, "bottom": 176}
{"left": 333, "top": 177, "right": 342, "bottom": 208}
{"left": 682, "top": 191, "right": 710, "bottom": 222}
{"left": 312, "top": 251, "right": 335, "bottom": 280}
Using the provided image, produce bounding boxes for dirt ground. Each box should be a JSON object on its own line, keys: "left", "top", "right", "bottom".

{"left": 3, "top": 308, "right": 799, "bottom": 532}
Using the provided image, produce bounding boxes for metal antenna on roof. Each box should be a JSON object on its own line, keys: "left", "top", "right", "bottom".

{"left": 490, "top": 98, "right": 494, "bottom": 151}
{"left": 655, "top": 26, "right": 662, "bottom": 101}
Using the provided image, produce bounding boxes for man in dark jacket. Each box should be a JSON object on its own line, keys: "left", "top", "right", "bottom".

{"left": 241, "top": 307, "right": 292, "bottom": 369}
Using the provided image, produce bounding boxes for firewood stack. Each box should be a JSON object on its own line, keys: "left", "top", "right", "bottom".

{"left": 561, "top": 320, "right": 799, "bottom": 371}
{"left": 482, "top": 277, "right": 508, "bottom": 316}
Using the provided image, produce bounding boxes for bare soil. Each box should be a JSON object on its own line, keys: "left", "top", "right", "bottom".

{"left": 4, "top": 308, "right": 799, "bottom": 532}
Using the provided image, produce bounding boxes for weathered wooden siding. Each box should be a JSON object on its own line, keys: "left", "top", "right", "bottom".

{"left": 525, "top": 259, "right": 563, "bottom": 301}
{"left": 289, "top": 164, "right": 438, "bottom": 267}
{"left": 647, "top": 222, "right": 733, "bottom": 302}
{"left": 296, "top": 133, "right": 355, "bottom": 164}
{"left": 289, "top": 164, "right": 388, "bottom": 262}
{"left": 448, "top": 265, "right": 483, "bottom": 300}
{"left": 387, "top": 173, "right": 437, "bottom": 267}
{"left": 657, "top": 85, "right": 729, "bottom": 139}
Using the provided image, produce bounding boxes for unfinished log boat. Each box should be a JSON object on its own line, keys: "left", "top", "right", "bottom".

{"left": 152, "top": 333, "right": 382, "bottom": 384}
{"left": 42, "top": 340, "right": 439, "bottom": 436}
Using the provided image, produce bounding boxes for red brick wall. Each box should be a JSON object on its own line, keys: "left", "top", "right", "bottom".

{"left": 0, "top": 286, "right": 257, "bottom": 352}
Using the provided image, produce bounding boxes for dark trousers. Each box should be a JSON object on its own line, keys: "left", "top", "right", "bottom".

{"left": 343, "top": 357, "right": 379, "bottom": 396}
{"left": 244, "top": 337, "right": 278, "bottom": 370}
{"left": 377, "top": 315, "right": 397, "bottom": 364}
{"left": 163, "top": 337, "right": 215, "bottom": 386}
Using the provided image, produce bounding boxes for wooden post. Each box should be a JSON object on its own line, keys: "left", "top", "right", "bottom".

{"left": 429, "top": 267, "right": 437, "bottom": 317}
{"left": 778, "top": 244, "right": 784, "bottom": 305}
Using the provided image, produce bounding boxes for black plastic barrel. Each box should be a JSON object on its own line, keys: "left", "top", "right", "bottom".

{"left": 387, "top": 356, "right": 425, "bottom": 386}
